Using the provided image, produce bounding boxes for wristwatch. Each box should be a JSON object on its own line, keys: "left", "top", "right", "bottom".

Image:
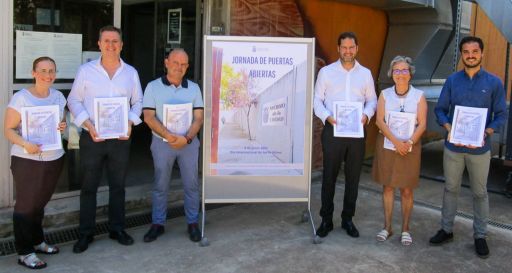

{"left": 407, "top": 139, "right": 414, "bottom": 145}
{"left": 185, "top": 135, "right": 192, "bottom": 144}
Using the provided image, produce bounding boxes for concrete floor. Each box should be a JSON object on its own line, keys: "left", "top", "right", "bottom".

{"left": 1, "top": 164, "right": 511, "bottom": 273}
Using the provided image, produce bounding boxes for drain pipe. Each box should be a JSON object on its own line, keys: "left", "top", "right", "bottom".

{"left": 452, "top": 0, "right": 463, "bottom": 72}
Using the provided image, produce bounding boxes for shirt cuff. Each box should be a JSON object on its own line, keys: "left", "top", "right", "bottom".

{"left": 128, "top": 112, "right": 143, "bottom": 126}
{"left": 73, "top": 111, "right": 90, "bottom": 128}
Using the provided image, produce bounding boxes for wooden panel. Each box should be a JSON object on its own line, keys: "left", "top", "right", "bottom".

{"left": 228, "top": 0, "right": 388, "bottom": 162}
{"left": 230, "top": 0, "right": 304, "bottom": 37}
{"left": 296, "top": 0, "right": 388, "bottom": 157}
{"left": 468, "top": 4, "right": 510, "bottom": 99}
{"left": 296, "top": 0, "right": 387, "bottom": 78}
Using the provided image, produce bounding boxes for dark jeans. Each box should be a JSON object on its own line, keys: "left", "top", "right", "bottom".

{"left": 320, "top": 123, "right": 365, "bottom": 222}
{"left": 11, "top": 156, "right": 64, "bottom": 255}
{"left": 78, "top": 131, "right": 131, "bottom": 236}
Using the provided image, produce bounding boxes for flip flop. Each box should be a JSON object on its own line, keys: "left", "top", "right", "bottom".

{"left": 18, "top": 253, "right": 47, "bottom": 269}
{"left": 376, "top": 229, "right": 392, "bottom": 242}
{"left": 401, "top": 231, "right": 413, "bottom": 246}
{"left": 34, "top": 242, "right": 59, "bottom": 255}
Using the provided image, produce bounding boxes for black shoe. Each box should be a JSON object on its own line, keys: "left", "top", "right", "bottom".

{"left": 143, "top": 225, "right": 165, "bottom": 243}
{"left": 73, "top": 235, "right": 93, "bottom": 253}
{"left": 429, "top": 229, "right": 453, "bottom": 245}
{"left": 475, "top": 238, "right": 490, "bottom": 259}
{"left": 315, "top": 221, "right": 334, "bottom": 238}
{"left": 109, "top": 230, "right": 134, "bottom": 246}
{"left": 188, "top": 223, "right": 201, "bottom": 242}
{"left": 341, "top": 220, "right": 360, "bottom": 238}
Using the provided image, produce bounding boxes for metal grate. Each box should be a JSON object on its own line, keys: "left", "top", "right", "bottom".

{"left": 0, "top": 204, "right": 229, "bottom": 256}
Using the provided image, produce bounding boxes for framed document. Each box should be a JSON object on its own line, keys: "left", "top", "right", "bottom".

{"left": 21, "top": 105, "right": 62, "bottom": 151}
{"left": 449, "top": 105, "right": 488, "bottom": 147}
{"left": 93, "top": 97, "right": 129, "bottom": 139}
{"left": 383, "top": 111, "right": 416, "bottom": 151}
{"left": 333, "top": 101, "right": 364, "bottom": 138}
{"left": 162, "top": 103, "right": 192, "bottom": 141}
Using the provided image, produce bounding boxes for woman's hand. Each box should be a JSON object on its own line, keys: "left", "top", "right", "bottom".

{"left": 23, "top": 141, "right": 42, "bottom": 154}
{"left": 58, "top": 121, "right": 67, "bottom": 132}
{"left": 394, "top": 140, "right": 411, "bottom": 156}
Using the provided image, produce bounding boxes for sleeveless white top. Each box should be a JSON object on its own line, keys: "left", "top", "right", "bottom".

{"left": 382, "top": 85, "right": 423, "bottom": 118}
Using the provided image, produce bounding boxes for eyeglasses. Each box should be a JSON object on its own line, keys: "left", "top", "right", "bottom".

{"left": 36, "top": 69, "right": 57, "bottom": 75}
{"left": 392, "top": 69, "right": 410, "bottom": 75}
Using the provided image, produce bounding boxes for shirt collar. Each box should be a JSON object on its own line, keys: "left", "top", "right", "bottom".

{"left": 161, "top": 75, "right": 188, "bottom": 88}
{"left": 94, "top": 56, "right": 125, "bottom": 71}
{"left": 336, "top": 59, "right": 361, "bottom": 72}
{"left": 463, "top": 67, "right": 484, "bottom": 79}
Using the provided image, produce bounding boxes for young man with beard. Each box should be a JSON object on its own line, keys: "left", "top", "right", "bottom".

{"left": 313, "top": 32, "right": 377, "bottom": 238}
{"left": 430, "top": 36, "right": 507, "bottom": 258}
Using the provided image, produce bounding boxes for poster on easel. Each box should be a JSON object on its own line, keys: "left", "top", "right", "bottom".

{"left": 203, "top": 35, "right": 315, "bottom": 202}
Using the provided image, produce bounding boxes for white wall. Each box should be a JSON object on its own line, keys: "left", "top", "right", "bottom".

{"left": 0, "top": 1, "right": 13, "bottom": 208}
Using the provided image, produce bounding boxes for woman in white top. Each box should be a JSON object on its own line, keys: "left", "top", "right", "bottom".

{"left": 372, "top": 56, "right": 427, "bottom": 246}
{"left": 4, "top": 56, "right": 66, "bottom": 269}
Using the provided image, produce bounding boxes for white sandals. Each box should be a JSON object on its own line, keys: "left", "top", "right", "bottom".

{"left": 18, "top": 253, "right": 47, "bottom": 269}
{"left": 376, "top": 229, "right": 392, "bottom": 242}
{"left": 34, "top": 241, "right": 59, "bottom": 254}
{"left": 401, "top": 231, "right": 413, "bottom": 246}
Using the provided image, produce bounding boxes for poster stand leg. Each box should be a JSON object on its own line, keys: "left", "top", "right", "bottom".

{"left": 307, "top": 198, "right": 322, "bottom": 244}
{"left": 199, "top": 197, "right": 209, "bottom": 247}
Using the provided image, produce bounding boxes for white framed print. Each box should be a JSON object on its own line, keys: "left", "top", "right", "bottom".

{"left": 333, "top": 101, "right": 364, "bottom": 138}
{"left": 162, "top": 103, "right": 192, "bottom": 142}
{"left": 449, "top": 105, "right": 488, "bottom": 147}
{"left": 383, "top": 111, "right": 416, "bottom": 151}
{"left": 21, "top": 105, "right": 62, "bottom": 151}
{"left": 93, "top": 97, "right": 129, "bottom": 139}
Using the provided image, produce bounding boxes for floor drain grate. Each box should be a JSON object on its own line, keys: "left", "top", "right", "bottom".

{"left": 0, "top": 204, "right": 229, "bottom": 256}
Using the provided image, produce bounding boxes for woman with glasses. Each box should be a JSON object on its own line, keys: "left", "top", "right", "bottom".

{"left": 4, "top": 56, "right": 66, "bottom": 269}
{"left": 372, "top": 56, "right": 427, "bottom": 246}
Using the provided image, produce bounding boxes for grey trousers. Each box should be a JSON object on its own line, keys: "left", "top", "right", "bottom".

{"left": 441, "top": 147, "right": 490, "bottom": 239}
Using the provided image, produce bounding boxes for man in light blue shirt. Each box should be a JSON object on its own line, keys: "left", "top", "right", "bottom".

{"left": 430, "top": 36, "right": 507, "bottom": 259}
{"left": 142, "top": 48, "right": 204, "bottom": 243}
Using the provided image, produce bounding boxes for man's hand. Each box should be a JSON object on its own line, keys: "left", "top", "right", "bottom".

{"left": 119, "top": 121, "right": 134, "bottom": 140}
{"left": 84, "top": 120, "right": 104, "bottom": 142}
{"left": 169, "top": 135, "right": 188, "bottom": 149}
{"left": 326, "top": 116, "right": 336, "bottom": 126}
{"left": 361, "top": 114, "right": 368, "bottom": 125}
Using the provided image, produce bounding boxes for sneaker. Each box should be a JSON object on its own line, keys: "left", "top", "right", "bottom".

{"left": 315, "top": 221, "right": 334, "bottom": 238}
{"left": 429, "top": 229, "right": 453, "bottom": 245}
{"left": 475, "top": 238, "right": 490, "bottom": 259}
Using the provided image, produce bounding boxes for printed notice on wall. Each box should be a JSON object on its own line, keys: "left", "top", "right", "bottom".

{"left": 16, "top": 30, "right": 82, "bottom": 79}
{"left": 167, "top": 8, "right": 182, "bottom": 44}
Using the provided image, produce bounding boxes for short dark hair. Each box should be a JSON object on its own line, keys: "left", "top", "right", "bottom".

{"left": 337, "top": 32, "right": 358, "bottom": 46}
{"left": 99, "top": 25, "right": 122, "bottom": 41}
{"left": 459, "top": 36, "right": 483, "bottom": 52}
{"left": 32, "top": 56, "right": 56, "bottom": 71}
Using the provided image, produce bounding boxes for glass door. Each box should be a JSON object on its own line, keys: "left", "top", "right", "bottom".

{"left": 120, "top": 0, "right": 202, "bottom": 188}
